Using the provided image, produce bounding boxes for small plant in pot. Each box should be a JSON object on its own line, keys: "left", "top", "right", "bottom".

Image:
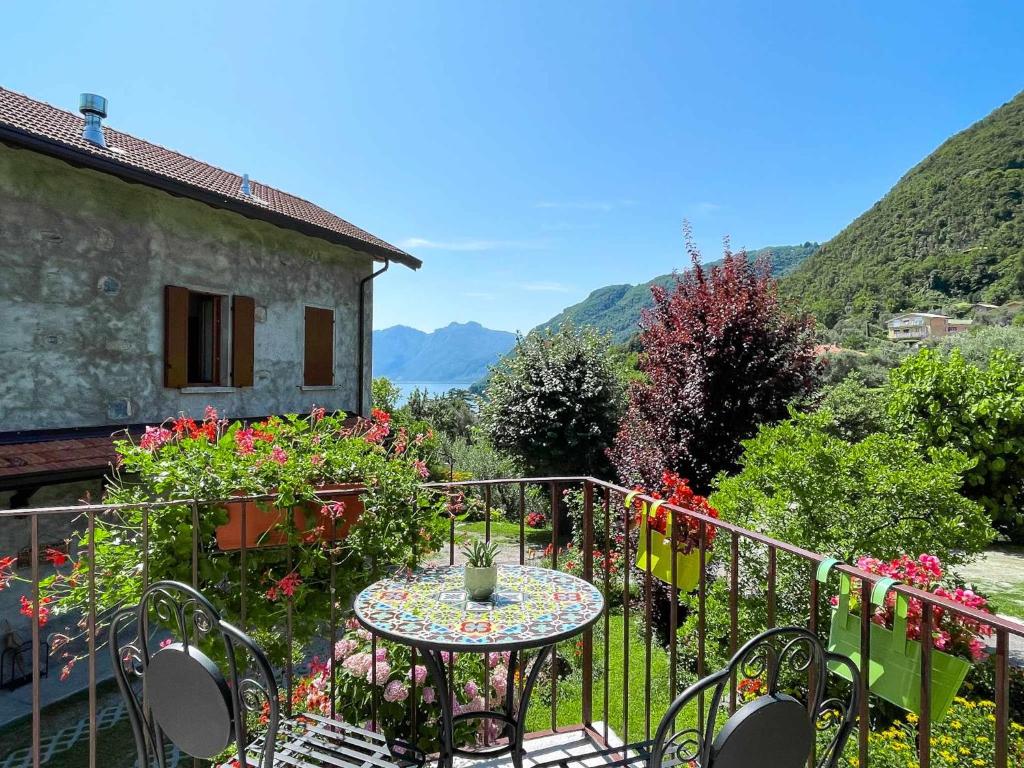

{"left": 462, "top": 540, "right": 500, "bottom": 601}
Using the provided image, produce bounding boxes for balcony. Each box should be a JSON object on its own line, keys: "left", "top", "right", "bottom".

{"left": 0, "top": 478, "right": 1021, "bottom": 768}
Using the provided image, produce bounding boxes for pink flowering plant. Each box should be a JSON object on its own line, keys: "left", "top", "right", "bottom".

{"left": 17, "top": 407, "right": 447, "bottom": 676}
{"left": 290, "top": 619, "right": 516, "bottom": 752}
{"left": 846, "top": 553, "right": 994, "bottom": 662}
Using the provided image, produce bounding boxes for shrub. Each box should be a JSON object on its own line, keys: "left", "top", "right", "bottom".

{"left": 887, "top": 348, "right": 1024, "bottom": 541}
{"left": 25, "top": 408, "right": 447, "bottom": 674}
{"left": 610, "top": 231, "right": 818, "bottom": 492}
{"left": 483, "top": 325, "right": 624, "bottom": 477}
{"left": 710, "top": 411, "right": 992, "bottom": 567}
{"left": 830, "top": 697, "right": 1024, "bottom": 768}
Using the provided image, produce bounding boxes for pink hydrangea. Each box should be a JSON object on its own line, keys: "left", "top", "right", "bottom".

{"left": 342, "top": 652, "right": 372, "bottom": 677}
{"left": 334, "top": 639, "right": 357, "bottom": 661}
{"left": 367, "top": 660, "right": 391, "bottom": 685}
{"left": 413, "top": 665, "right": 428, "bottom": 686}
{"left": 422, "top": 686, "right": 436, "bottom": 704}
{"left": 374, "top": 647, "right": 388, "bottom": 662}
{"left": 383, "top": 680, "right": 409, "bottom": 703}
{"left": 464, "top": 680, "right": 479, "bottom": 698}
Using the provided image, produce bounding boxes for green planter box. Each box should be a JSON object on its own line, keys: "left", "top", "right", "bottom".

{"left": 823, "top": 568, "right": 970, "bottom": 721}
{"left": 630, "top": 497, "right": 701, "bottom": 592}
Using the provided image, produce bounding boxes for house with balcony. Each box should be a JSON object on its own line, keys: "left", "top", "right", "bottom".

{"left": 885, "top": 312, "right": 972, "bottom": 341}
{"left": 0, "top": 87, "right": 419, "bottom": 510}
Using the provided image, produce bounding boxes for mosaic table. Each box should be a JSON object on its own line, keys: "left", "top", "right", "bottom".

{"left": 354, "top": 565, "right": 604, "bottom": 768}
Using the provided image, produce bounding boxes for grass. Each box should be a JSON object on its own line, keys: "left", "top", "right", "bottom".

{"left": 525, "top": 613, "right": 684, "bottom": 743}
{"left": 457, "top": 518, "right": 553, "bottom": 549}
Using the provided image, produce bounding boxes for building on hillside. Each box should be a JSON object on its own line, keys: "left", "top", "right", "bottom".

{"left": 0, "top": 88, "right": 420, "bottom": 510}
{"left": 970, "top": 302, "right": 1000, "bottom": 315}
{"left": 885, "top": 312, "right": 972, "bottom": 341}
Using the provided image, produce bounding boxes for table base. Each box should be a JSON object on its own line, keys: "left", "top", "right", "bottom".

{"left": 418, "top": 645, "right": 553, "bottom": 768}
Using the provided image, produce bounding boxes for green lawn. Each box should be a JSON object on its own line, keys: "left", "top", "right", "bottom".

{"left": 525, "top": 613, "right": 686, "bottom": 743}
{"left": 457, "top": 518, "right": 553, "bottom": 549}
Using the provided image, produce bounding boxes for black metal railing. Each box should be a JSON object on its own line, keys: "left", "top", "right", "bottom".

{"left": 0, "top": 477, "right": 1021, "bottom": 768}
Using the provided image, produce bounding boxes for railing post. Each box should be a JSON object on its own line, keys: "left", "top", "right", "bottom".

{"left": 581, "top": 480, "right": 594, "bottom": 727}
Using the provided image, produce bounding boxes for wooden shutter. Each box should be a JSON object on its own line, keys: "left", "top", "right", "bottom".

{"left": 304, "top": 307, "right": 334, "bottom": 386}
{"left": 231, "top": 295, "right": 256, "bottom": 387}
{"left": 164, "top": 285, "right": 189, "bottom": 388}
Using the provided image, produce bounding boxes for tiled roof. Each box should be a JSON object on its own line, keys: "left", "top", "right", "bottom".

{"left": 0, "top": 86, "right": 419, "bottom": 268}
{"left": 0, "top": 436, "right": 116, "bottom": 481}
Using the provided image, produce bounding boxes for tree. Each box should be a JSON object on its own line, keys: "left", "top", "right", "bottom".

{"left": 710, "top": 411, "right": 993, "bottom": 567}
{"left": 371, "top": 376, "right": 402, "bottom": 413}
{"left": 482, "top": 325, "right": 624, "bottom": 477}
{"left": 610, "top": 232, "right": 818, "bottom": 491}
{"left": 887, "top": 347, "right": 1024, "bottom": 541}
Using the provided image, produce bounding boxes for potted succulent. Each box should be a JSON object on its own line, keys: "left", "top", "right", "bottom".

{"left": 462, "top": 540, "right": 500, "bottom": 601}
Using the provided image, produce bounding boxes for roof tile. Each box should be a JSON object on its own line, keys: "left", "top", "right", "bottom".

{"left": 0, "top": 87, "right": 418, "bottom": 268}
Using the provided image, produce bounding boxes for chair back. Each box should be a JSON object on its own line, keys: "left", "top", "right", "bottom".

{"left": 650, "top": 626, "right": 859, "bottom": 768}
{"left": 108, "top": 580, "right": 280, "bottom": 768}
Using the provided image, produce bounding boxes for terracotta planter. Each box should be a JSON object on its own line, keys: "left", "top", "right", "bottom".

{"left": 215, "top": 483, "right": 365, "bottom": 550}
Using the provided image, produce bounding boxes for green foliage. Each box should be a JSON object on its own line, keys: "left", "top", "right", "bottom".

{"left": 39, "top": 409, "right": 447, "bottom": 667}
{"left": 371, "top": 376, "right": 402, "bottom": 413}
{"left": 817, "top": 342, "right": 913, "bottom": 387}
{"left": 709, "top": 411, "right": 993, "bottom": 566}
{"left": 887, "top": 347, "right": 1024, "bottom": 540}
{"left": 539, "top": 243, "right": 818, "bottom": 344}
{"left": 461, "top": 538, "right": 500, "bottom": 567}
{"left": 783, "top": 91, "right": 1024, "bottom": 327}
{"left": 813, "top": 372, "right": 891, "bottom": 442}
{"left": 829, "top": 697, "right": 1024, "bottom": 768}
{"left": 406, "top": 388, "right": 478, "bottom": 441}
{"left": 483, "top": 324, "right": 625, "bottom": 476}
{"left": 935, "top": 324, "right": 1024, "bottom": 367}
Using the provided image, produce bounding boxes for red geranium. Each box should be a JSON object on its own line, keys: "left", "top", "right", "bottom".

{"left": 631, "top": 470, "right": 719, "bottom": 553}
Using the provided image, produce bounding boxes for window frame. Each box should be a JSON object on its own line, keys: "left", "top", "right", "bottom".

{"left": 185, "top": 290, "right": 224, "bottom": 387}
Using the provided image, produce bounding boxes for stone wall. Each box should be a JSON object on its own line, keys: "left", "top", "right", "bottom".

{"left": 0, "top": 142, "right": 376, "bottom": 431}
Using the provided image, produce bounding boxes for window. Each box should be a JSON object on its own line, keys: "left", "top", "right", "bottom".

{"left": 187, "top": 292, "right": 221, "bottom": 384}
{"left": 304, "top": 306, "right": 334, "bottom": 386}
{"left": 165, "top": 286, "right": 255, "bottom": 388}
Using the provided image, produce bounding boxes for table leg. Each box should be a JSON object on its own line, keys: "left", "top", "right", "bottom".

{"left": 509, "top": 645, "right": 553, "bottom": 768}
{"left": 419, "top": 645, "right": 552, "bottom": 768}
{"left": 420, "top": 649, "right": 455, "bottom": 768}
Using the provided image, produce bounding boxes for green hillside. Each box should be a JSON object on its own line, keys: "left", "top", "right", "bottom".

{"left": 782, "top": 91, "right": 1024, "bottom": 327}
{"left": 538, "top": 243, "right": 817, "bottom": 343}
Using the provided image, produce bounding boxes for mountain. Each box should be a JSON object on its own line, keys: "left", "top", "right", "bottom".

{"left": 782, "top": 91, "right": 1024, "bottom": 327}
{"left": 537, "top": 243, "right": 818, "bottom": 343}
{"left": 373, "top": 322, "right": 517, "bottom": 387}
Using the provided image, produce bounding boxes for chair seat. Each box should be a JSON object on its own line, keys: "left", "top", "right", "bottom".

{"left": 227, "top": 713, "right": 424, "bottom": 768}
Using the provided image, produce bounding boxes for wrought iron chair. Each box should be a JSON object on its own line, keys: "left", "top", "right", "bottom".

{"left": 537, "top": 626, "right": 860, "bottom": 768}
{"left": 109, "top": 580, "right": 423, "bottom": 768}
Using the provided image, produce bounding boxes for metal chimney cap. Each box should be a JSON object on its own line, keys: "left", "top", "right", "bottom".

{"left": 79, "top": 93, "right": 108, "bottom": 118}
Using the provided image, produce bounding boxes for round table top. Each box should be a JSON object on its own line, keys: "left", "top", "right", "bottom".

{"left": 353, "top": 564, "right": 605, "bottom": 652}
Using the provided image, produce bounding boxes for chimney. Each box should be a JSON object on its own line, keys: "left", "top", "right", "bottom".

{"left": 240, "top": 173, "right": 252, "bottom": 197}
{"left": 79, "top": 93, "right": 108, "bottom": 148}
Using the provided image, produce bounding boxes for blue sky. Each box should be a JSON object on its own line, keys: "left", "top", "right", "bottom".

{"left": 5, "top": 2, "right": 1023, "bottom": 333}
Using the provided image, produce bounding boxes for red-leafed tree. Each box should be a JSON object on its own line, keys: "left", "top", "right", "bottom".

{"left": 610, "top": 230, "right": 818, "bottom": 492}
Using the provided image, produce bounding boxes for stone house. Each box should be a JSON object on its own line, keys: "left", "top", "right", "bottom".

{"left": 0, "top": 87, "right": 419, "bottom": 510}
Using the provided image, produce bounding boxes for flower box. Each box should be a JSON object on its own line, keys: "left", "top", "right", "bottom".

{"left": 629, "top": 495, "right": 701, "bottom": 592}
{"left": 820, "top": 564, "right": 970, "bottom": 721}
{"left": 215, "top": 483, "right": 365, "bottom": 550}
